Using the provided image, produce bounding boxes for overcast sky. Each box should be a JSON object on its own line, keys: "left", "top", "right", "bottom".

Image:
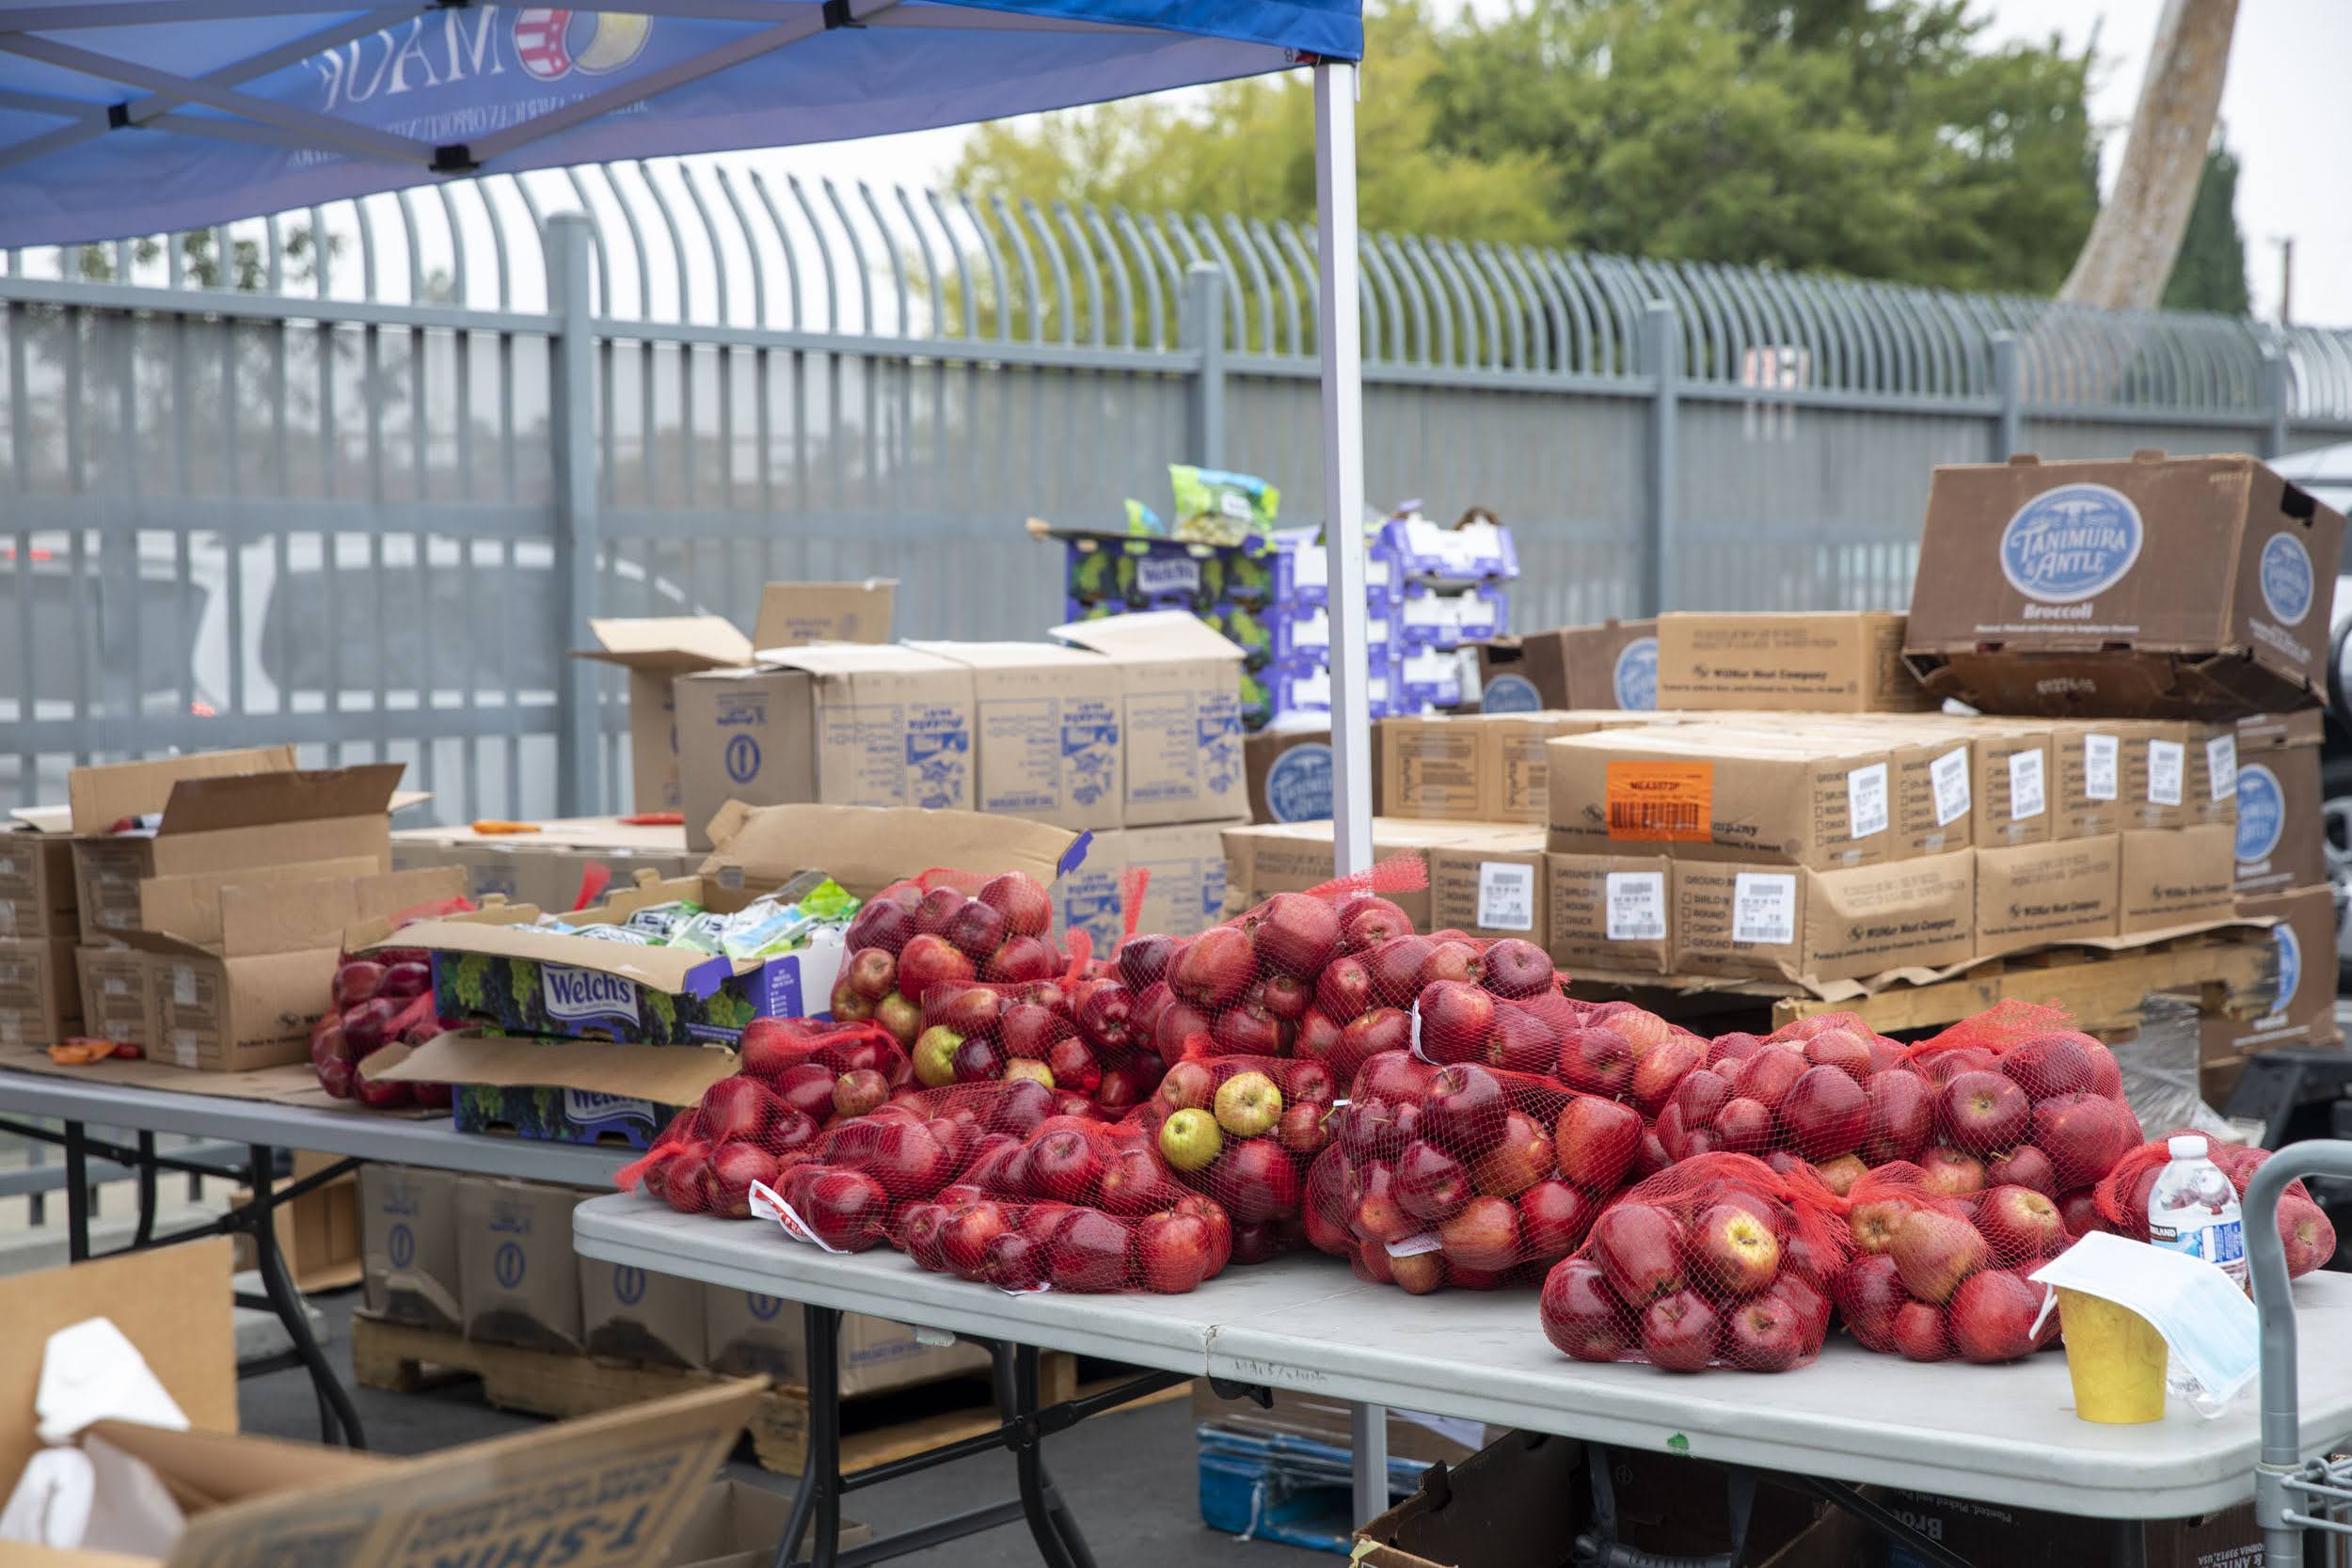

{"left": 735, "top": 0, "right": 2350, "bottom": 328}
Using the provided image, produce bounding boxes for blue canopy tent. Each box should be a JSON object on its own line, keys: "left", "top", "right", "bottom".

{"left": 0, "top": 0, "right": 1389, "bottom": 1541}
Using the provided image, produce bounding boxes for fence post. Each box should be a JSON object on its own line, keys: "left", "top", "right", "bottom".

{"left": 2260, "top": 346, "right": 2290, "bottom": 458}
{"left": 1642, "top": 301, "right": 1678, "bottom": 615}
{"left": 1991, "top": 333, "right": 2022, "bottom": 459}
{"left": 547, "top": 213, "right": 602, "bottom": 817}
{"left": 1184, "top": 262, "right": 1226, "bottom": 468}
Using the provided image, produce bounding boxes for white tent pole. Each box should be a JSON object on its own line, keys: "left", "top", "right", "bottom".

{"left": 1315, "top": 57, "right": 1372, "bottom": 882}
{"left": 1316, "top": 55, "right": 1387, "bottom": 1533}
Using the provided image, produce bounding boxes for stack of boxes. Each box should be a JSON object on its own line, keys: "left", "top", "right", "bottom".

{"left": 1476, "top": 618, "right": 1658, "bottom": 713}
{"left": 0, "top": 832, "right": 79, "bottom": 1049}
{"left": 2212, "top": 705, "right": 2337, "bottom": 1094}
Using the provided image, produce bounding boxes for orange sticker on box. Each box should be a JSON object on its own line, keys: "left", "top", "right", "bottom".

{"left": 1605, "top": 761, "right": 1712, "bottom": 842}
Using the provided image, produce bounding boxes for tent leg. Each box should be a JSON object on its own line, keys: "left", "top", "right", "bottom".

{"left": 1315, "top": 57, "right": 1372, "bottom": 881}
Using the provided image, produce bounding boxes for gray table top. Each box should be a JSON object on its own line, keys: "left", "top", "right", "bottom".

{"left": 576, "top": 1190, "right": 2352, "bottom": 1518}
{"left": 0, "top": 1069, "right": 629, "bottom": 1186}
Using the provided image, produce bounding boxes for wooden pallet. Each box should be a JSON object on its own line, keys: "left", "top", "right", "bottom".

{"left": 1569, "top": 927, "right": 2277, "bottom": 1037}
{"left": 349, "top": 1315, "right": 1184, "bottom": 1476}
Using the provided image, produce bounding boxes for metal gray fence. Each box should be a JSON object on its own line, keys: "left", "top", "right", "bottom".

{"left": 7, "top": 157, "right": 2352, "bottom": 822}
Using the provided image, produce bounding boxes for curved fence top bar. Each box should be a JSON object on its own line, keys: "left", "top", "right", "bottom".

{"left": 4, "top": 154, "right": 2347, "bottom": 421}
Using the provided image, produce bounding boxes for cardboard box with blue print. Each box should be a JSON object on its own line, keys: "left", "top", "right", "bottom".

{"left": 2199, "top": 883, "right": 2343, "bottom": 1103}
{"left": 905, "top": 641, "right": 1123, "bottom": 833}
{"left": 456, "top": 1175, "right": 593, "bottom": 1353}
{"left": 703, "top": 1291, "right": 989, "bottom": 1396}
{"left": 581, "top": 1254, "right": 707, "bottom": 1370}
{"left": 1477, "top": 618, "right": 1658, "bottom": 712}
{"left": 360, "top": 1163, "right": 463, "bottom": 1333}
{"left": 1050, "top": 610, "right": 1249, "bottom": 828}
{"left": 2232, "top": 707, "right": 2326, "bottom": 898}
{"left": 390, "top": 816, "right": 699, "bottom": 913}
{"left": 1903, "top": 451, "right": 2345, "bottom": 717}
{"left": 1054, "top": 823, "right": 1232, "bottom": 957}
{"left": 367, "top": 1029, "right": 735, "bottom": 1151}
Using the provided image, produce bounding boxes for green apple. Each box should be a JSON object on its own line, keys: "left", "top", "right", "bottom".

{"left": 914, "top": 1025, "right": 962, "bottom": 1088}
{"left": 1158, "top": 1107, "right": 1224, "bottom": 1173}
{"left": 1213, "top": 1070, "right": 1283, "bottom": 1138}
{"left": 1005, "top": 1058, "right": 1055, "bottom": 1088}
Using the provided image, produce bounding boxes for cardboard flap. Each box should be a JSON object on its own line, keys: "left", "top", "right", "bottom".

{"left": 369, "top": 1031, "right": 737, "bottom": 1102}
{"left": 377, "top": 917, "right": 719, "bottom": 990}
{"left": 745, "top": 643, "right": 960, "bottom": 676}
{"left": 216, "top": 864, "right": 467, "bottom": 956}
{"left": 1050, "top": 610, "right": 1243, "bottom": 662}
{"left": 84, "top": 1421, "right": 386, "bottom": 1511}
{"left": 138, "top": 856, "right": 386, "bottom": 949}
{"left": 68, "top": 747, "right": 298, "bottom": 834}
{"left": 156, "top": 763, "right": 405, "bottom": 837}
{"left": 752, "top": 580, "right": 897, "bottom": 649}
{"left": 389, "top": 790, "right": 433, "bottom": 816}
{"left": 903, "top": 640, "right": 1097, "bottom": 671}
{"left": 8, "top": 805, "right": 72, "bottom": 833}
{"left": 169, "top": 1382, "right": 763, "bottom": 1568}
{"left": 699, "top": 802, "right": 1081, "bottom": 893}
{"left": 576, "top": 615, "right": 754, "bottom": 673}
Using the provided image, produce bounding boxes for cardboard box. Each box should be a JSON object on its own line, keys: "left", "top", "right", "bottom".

{"left": 702, "top": 1291, "right": 991, "bottom": 1394}
{"left": 2118, "top": 823, "right": 2238, "bottom": 934}
{"left": 1055, "top": 823, "right": 1232, "bottom": 954}
{"left": 1245, "top": 726, "right": 1335, "bottom": 823}
{"left": 1379, "top": 715, "right": 1485, "bottom": 821}
{"left": 1904, "top": 451, "right": 2346, "bottom": 716}
{"left": 76, "top": 942, "right": 156, "bottom": 1045}
{"left": 1671, "top": 851, "right": 1976, "bottom": 983}
{"left": 0, "top": 934, "right": 79, "bottom": 1047}
{"left": 905, "top": 641, "right": 1122, "bottom": 832}
{"left": 456, "top": 1176, "right": 590, "bottom": 1353}
{"left": 749, "top": 578, "right": 898, "bottom": 652}
{"left": 1221, "top": 818, "right": 1502, "bottom": 931}
{"left": 372, "top": 1031, "right": 735, "bottom": 1150}
{"left": 392, "top": 817, "right": 698, "bottom": 913}
{"left": 1658, "top": 610, "right": 1931, "bottom": 711}
{"left": 1427, "top": 834, "right": 1548, "bottom": 945}
{"left": 1187, "top": 1380, "right": 1486, "bottom": 1469}
{"left": 1969, "top": 723, "right": 2054, "bottom": 848}
{"left": 2188, "top": 721, "right": 2239, "bottom": 827}
{"left": 1864, "top": 1486, "right": 2259, "bottom": 1568}
{"left": 1546, "top": 729, "right": 1893, "bottom": 870}
{"left": 2044, "top": 721, "right": 2126, "bottom": 840}
{"left": 1977, "top": 835, "right": 2121, "bottom": 957}
{"left": 1052, "top": 610, "right": 1248, "bottom": 828}
{"left": 1546, "top": 852, "right": 1672, "bottom": 974}
{"left": 2198, "top": 885, "right": 2343, "bottom": 1099}
{"left": 1454, "top": 710, "right": 1659, "bottom": 825}
{"left": 0, "top": 829, "right": 77, "bottom": 936}
{"left": 63, "top": 744, "right": 298, "bottom": 834}
{"left": 2120, "top": 721, "right": 2196, "bottom": 832}
{"left": 580, "top": 1255, "right": 708, "bottom": 1369}
{"left": 230, "top": 1152, "right": 360, "bottom": 1293}
{"left": 2233, "top": 723, "right": 2325, "bottom": 896}
{"left": 666, "top": 1481, "right": 872, "bottom": 1568}
{"left": 360, "top": 1164, "right": 463, "bottom": 1333}
{"left": 1478, "top": 619, "right": 1659, "bottom": 711}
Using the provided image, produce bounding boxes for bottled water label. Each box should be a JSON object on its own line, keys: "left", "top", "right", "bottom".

{"left": 2152, "top": 1217, "right": 2246, "bottom": 1267}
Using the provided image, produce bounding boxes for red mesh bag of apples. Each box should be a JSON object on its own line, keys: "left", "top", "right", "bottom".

{"left": 1309, "top": 1051, "right": 1636, "bottom": 1294}
{"left": 1538, "top": 1151, "right": 1847, "bottom": 1372}
{"left": 1832, "top": 1160, "right": 2066, "bottom": 1365}
{"left": 312, "top": 894, "right": 474, "bottom": 1109}
{"left": 1120, "top": 1051, "right": 1343, "bottom": 1263}
{"left": 1898, "top": 1001, "right": 2142, "bottom": 1230}
{"left": 2093, "top": 1133, "right": 2337, "bottom": 1277}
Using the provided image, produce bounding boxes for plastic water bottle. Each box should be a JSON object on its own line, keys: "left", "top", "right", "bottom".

{"left": 2147, "top": 1134, "right": 2248, "bottom": 1289}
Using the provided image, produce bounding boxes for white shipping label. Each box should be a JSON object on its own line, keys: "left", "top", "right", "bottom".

{"left": 169, "top": 1031, "right": 199, "bottom": 1069}
{"left": 172, "top": 967, "right": 198, "bottom": 1006}
{"left": 1846, "top": 763, "right": 1890, "bottom": 839}
{"left": 2207, "top": 734, "right": 2238, "bottom": 800}
{"left": 2008, "top": 748, "right": 2046, "bottom": 821}
{"left": 1730, "top": 872, "right": 1798, "bottom": 946}
{"left": 2084, "top": 734, "right": 2119, "bottom": 801}
{"left": 0, "top": 905, "right": 13, "bottom": 936}
{"left": 1930, "top": 747, "right": 1972, "bottom": 827}
{"left": 1475, "top": 862, "right": 1535, "bottom": 932}
{"left": 1605, "top": 872, "right": 1667, "bottom": 942}
{"left": 2148, "top": 739, "right": 2185, "bottom": 806}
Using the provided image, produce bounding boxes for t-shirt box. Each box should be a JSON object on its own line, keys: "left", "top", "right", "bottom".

{"left": 1669, "top": 851, "right": 1975, "bottom": 984}
{"left": 0, "top": 831, "right": 76, "bottom": 937}
{"left": 1546, "top": 729, "right": 1894, "bottom": 871}
{"left": 580, "top": 1257, "right": 708, "bottom": 1369}
{"left": 360, "top": 1164, "right": 462, "bottom": 1334}
{"left": 1866, "top": 1488, "right": 2259, "bottom": 1568}
{"left": 2233, "top": 726, "right": 2324, "bottom": 896}
{"left": 1052, "top": 610, "right": 1248, "bottom": 829}
{"left": 1426, "top": 837, "right": 1548, "bottom": 946}
{"left": 76, "top": 942, "right": 156, "bottom": 1045}
{"left": 702, "top": 1289, "right": 992, "bottom": 1395}
{"left": 905, "top": 641, "right": 1123, "bottom": 833}
{"left": 2118, "top": 823, "right": 2238, "bottom": 934}
{"left": 1904, "top": 451, "right": 2346, "bottom": 717}
{"left": 1976, "top": 834, "right": 2121, "bottom": 958}
{"left": 1657, "top": 610, "right": 1933, "bottom": 712}
{"left": 0, "top": 935, "right": 78, "bottom": 1048}
{"left": 455, "top": 1177, "right": 590, "bottom": 1354}
{"left": 1545, "top": 852, "right": 1672, "bottom": 974}
{"left": 1477, "top": 619, "right": 1659, "bottom": 712}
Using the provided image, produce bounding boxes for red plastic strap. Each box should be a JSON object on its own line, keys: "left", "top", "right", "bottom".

{"left": 387, "top": 894, "right": 475, "bottom": 927}
{"left": 571, "top": 861, "right": 612, "bottom": 911}
{"left": 1302, "top": 852, "right": 1430, "bottom": 903}
{"left": 614, "top": 1141, "right": 675, "bottom": 1194}
{"left": 1120, "top": 866, "right": 1152, "bottom": 944}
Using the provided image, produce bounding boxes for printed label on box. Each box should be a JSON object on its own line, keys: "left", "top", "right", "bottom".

{"left": 1930, "top": 747, "right": 1972, "bottom": 827}
{"left": 2008, "top": 749, "right": 2046, "bottom": 820}
{"left": 2206, "top": 734, "right": 2238, "bottom": 800}
{"left": 1605, "top": 761, "right": 1712, "bottom": 843}
{"left": 2147, "top": 739, "right": 2184, "bottom": 806}
{"left": 1474, "top": 863, "right": 1535, "bottom": 932}
{"left": 1847, "top": 763, "right": 1889, "bottom": 839}
{"left": 2084, "top": 734, "right": 2119, "bottom": 802}
{"left": 543, "top": 966, "right": 639, "bottom": 1029}
{"left": 1730, "top": 872, "right": 1797, "bottom": 946}
{"left": 1136, "top": 557, "right": 1200, "bottom": 596}
{"left": 1604, "top": 872, "right": 1666, "bottom": 942}
{"left": 2234, "top": 763, "right": 2283, "bottom": 863}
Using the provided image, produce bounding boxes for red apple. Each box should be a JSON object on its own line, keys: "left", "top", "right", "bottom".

{"left": 1169, "top": 926, "right": 1253, "bottom": 1008}
{"left": 1948, "top": 1268, "right": 2055, "bottom": 1363}
{"left": 1209, "top": 1001, "right": 1283, "bottom": 1058}
{"left": 1977, "top": 1184, "right": 2065, "bottom": 1260}
{"left": 831, "top": 1069, "right": 888, "bottom": 1120}
{"left": 1438, "top": 1195, "right": 1521, "bottom": 1271}
{"left": 1556, "top": 1026, "right": 1636, "bottom": 1097}
{"left": 1135, "top": 1210, "right": 1216, "bottom": 1292}
{"left": 1366, "top": 936, "right": 1438, "bottom": 1006}
{"left": 1293, "top": 1008, "right": 1345, "bottom": 1069}
{"left": 1832, "top": 1253, "right": 1907, "bottom": 1350}
{"left": 1919, "top": 1045, "right": 1996, "bottom": 1088}
{"left": 1848, "top": 1194, "right": 1921, "bottom": 1256}
{"left": 1890, "top": 1300, "right": 1953, "bottom": 1362}
{"left": 978, "top": 873, "right": 1054, "bottom": 938}
{"left": 1592, "top": 1203, "right": 1685, "bottom": 1304}
{"left": 1481, "top": 938, "right": 1553, "bottom": 999}
{"left": 1861, "top": 1069, "right": 1934, "bottom": 1164}
{"left": 1388, "top": 1249, "right": 1446, "bottom": 1295}
{"left": 707, "top": 1141, "right": 778, "bottom": 1218}
{"left": 1215, "top": 1137, "right": 1304, "bottom": 1224}
{"left": 1919, "top": 1146, "right": 1987, "bottom": 1199}
{"left": 1339, "top": 896, "right": 1414, "bottom": 951}
{"left": 1632, "top": 1130, "right": 1673, "bottom": 1182}
{"left": 1417, "top": 981, "right": 1498, "bottom": 1066}
{"left": 2058, "top": 1186, "right": 2104, "bottom": 1239}
{"left": 951, "top": 1035, "right": 1008, "bottom": 1084}
{"left": 1155, "top": 1059, "right": 1216, "bottom": 1113}
{"left": 1117, "top": 934, "right": 1179, "bottom": 992}
{"left": 333, "top": 959, "right": 387, "bottom": 1010}
{"left": 898, "top": 933, "right": 977, "bottom": 999}
{"left": 1674, "top": 1069, "right": 1733, "bottom": 1130}
{"left": 703, "top": 1076, "right": 781, "bottom": 1143}
{"left": 1999, "top": 1033, "right": 2097, "bottom": 1100}
{"left": 1513, "top": 1183, "right": 1592, "bottom": 1261}
{"left": 984, "top": 936, "right": 1060, "bottom": 985}
{"left": 940, "top": 1199, "right": 1012, "bottom": 1275}
{"left": 1315, "top": 956, "right": 1376, "bottom": 1023}
{"left": 984, "top": 1078, "right": 1056, "bottom": 1137}
{"left": 2082, "top": 1039, "right": 2124, "bottom": 1100}
{"left": 1813, "top": 1153, "right": 1867, "bottom": 1197}
{"left": 1986, "top": 1144, "right": 2057, "bottom": 1197}
{"left": 1707, "top": 1032, "right": 1764, "bottom": 1070}
{"left": 1801, "top": 1028, "right": 1873, "bottom": 1082}
{"left": 1936, "top": 1070, "right": 2031, "bottom": 1156}
{"left": 2280, "top": 1194, "right": 2337, "bottom": 1275}
{"left": 1469, "top": 1110, "right": 1553, "bottom": 1197}
{"left": 1278, "top": 1101, "right": 1331, "bottom": 1156}
{"left": 2032, "top": 1092, "right": 2135, "bottom": 1190}
{"left": 1245, "top": 892, "right": 1342, "bottom": 978}
{"left": 1640, "top": 1289, "right": 1721, "bottom": 1372}
{"left": 1730, "top": 1048, "right": 1805, "bottom": 1112}
{"left": 1336, "top": 1008, "right": 1411, "bottom": 1082}
{"left": 1724, "top": 1288, "right": 1806, "bottom": 1372}
{"left": 1891, "top": 1208, "right": 1989, "bottom": 1305}
{"left": 1777, "top": 1272, "right": 1832, "bottom": 1345}
{"left": 845, "top": 898, "right": 916, "bottom": 957}
{"left": 1076, "top": 980, "right": 1136, "bottom": 1053}
{"left": 1629, "top": 1036, "right": 1703, "bottom": 1114}
{"left": 1418, "top": 940, "right": 1484, "bottom": 990}
{"left": 1394, "top": 1139, "right": 1474, "bottom": 1224}
{"left": 1028, "top": 1128, "right": 1106, "bottom": 1204}
{"left": 1096, "top": 1148, "right": 1181, "bottom": 1217}
{"left": 1780, "top": 1065, "right": 1867, "bottom": 1161}
{"left": 1691, "top": 1201, "right": 1782, "bottom": 1299}
{"left": 803, "top": 1169, "right": 888, "bottom": 1252}
{"left": 1539, "top": 1258, "right": 1627, "bottom": 1362}
{"left": 1551, "top": 1099, "right": 1641, "bottom": 1196}
{"left": 1712, "top": 1097, "right": 1773, "bottom": 1153}
{"left": 1421, "top": 1063, "right": 1508, "bottom": 1154}
{"left": 847, "top": 946, "right": 898, "bottom": 1003}
{"left": 1044, "top": 1036, "right": 1100, "bottom": 1097}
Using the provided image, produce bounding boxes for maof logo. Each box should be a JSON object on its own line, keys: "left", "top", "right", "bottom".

{"left": 748, "top": 1293, "right": 785, "bottom": 1322}
{"left": 388, "top": 1222, "right": 414, "bottom": 1271}
{"left": 726, "top": 733, "right": 761, "bottom": 784}
{"left": 614, "top": 1265, "right": 645, "bottom": 1306}
{"left": 494, "top": 1240, "right": 526, "bottom": 1290}
{"left": 1264, "top": 743, "right": 1332, "bottom": 823}
{"left": 514, "top": 9, "right": 651, "bottom": 82}
{"left": 1481, "top": 673, "right": 1542, "bottom": 714}
{"left": 2234, "top": 763, "right": 2284, "bottom": 863}
{"left": 1999, "top": 483, "right": 2144, "bottom": 602}
{"left": 1613, "top": 636, "right": 1660, "bottom": 709}
{"left": 2274, "top": 921, "right": 2303, "bottom": 1011}
{"left": 2261, "top": 531, "right": 2315, "bottom": 625}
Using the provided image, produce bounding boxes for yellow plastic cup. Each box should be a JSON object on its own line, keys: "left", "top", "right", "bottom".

{"left": 2057, "top": 1288, "right": 2169, "bottom": 1424}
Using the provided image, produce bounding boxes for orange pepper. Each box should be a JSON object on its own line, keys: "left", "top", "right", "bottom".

{"left": 470, "top": 819, "right": 541, "bottom": 835}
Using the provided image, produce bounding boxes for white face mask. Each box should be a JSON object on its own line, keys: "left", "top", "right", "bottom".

{"left": 2032, "top": 1232, "right": 2261, "bottom": 1407}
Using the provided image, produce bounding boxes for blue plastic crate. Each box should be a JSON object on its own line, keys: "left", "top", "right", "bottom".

{"left": 1196, "top": 1427, "right": 1428, "bottom": 1555}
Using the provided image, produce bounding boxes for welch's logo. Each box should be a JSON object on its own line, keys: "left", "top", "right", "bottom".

{"left": 1999, "top": 483, "right": 2143, "bottom": 603}
{"left": 1614, "top": 636, "right": 1660, "bottom": 710}
{"left": 2234, "top": 763, "right": 2284, "bottom": 863}
{"left": 562, "top": 1088, "right": 657, "bottom": 1130}
{"left": 2260, "top": 532, "right": 2314, "bottom": 625}
{"left": 543, "top": 965, "right": 638, "bottom": 1023}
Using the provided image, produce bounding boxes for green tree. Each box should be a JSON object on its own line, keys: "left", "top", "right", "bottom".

{"left": 2160, "top": 139, "right": 2249, "bottom": 315}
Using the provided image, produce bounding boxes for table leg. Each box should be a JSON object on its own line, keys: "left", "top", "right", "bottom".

{"left": 245, "top": 1143, "right": 368, "bottom": 1450}
{"left": 1004, "top": 1345, "right": 1084, "bottom": 1568}
{"left": 134, "top": 1132, "right": 157, "bottom": 1247}
{"left": 64, "top": 1119, "right": 88, "bottom": 1262}
{"left": 1350, "top": 1402, "right": 1389, "bottom": 1529}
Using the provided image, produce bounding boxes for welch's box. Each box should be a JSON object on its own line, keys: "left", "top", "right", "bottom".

{"left": 1904, "top": 451, "right": 2344, "bottom": 718}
